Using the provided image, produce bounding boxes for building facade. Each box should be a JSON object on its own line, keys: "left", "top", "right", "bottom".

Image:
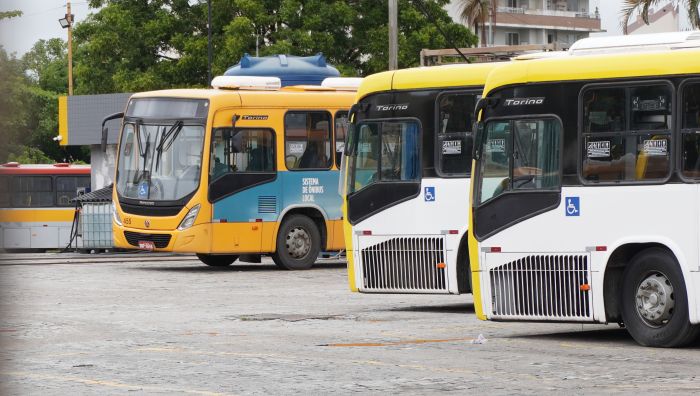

{"left": 626, "top": 3, "right": 680, "bottom": 35}
{"left": 447, "top": 0, "right": 603, "bottom": 48}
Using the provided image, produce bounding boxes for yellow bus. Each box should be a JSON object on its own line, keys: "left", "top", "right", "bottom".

{"left": 343, "top": 63, "right": 498, "bottom": 294}
{"left": 469, "top": 46, "right": 700, "bottom": 347}
{"left": 109, "top": 76, "right": 359, "bottom": 269}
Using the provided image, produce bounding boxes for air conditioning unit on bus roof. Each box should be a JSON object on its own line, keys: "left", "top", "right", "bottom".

{"left": 211, "top": 76, "right": 282, "bottom": 90}
{"left": 569, "top": 31, "right": 700, "bottom": 54}
{"left": 321, "top": 77, "right": 362, "bottom": 91}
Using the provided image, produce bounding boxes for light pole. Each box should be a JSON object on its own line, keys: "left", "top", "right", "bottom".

{"left": 58, "top": 1, "right": 74, "bottom": 95}
{"left": 388, "top": 0, "right": 398, "bottom": 70}
{"left": 207, "top": 0, "right": 212, "bottom": 85}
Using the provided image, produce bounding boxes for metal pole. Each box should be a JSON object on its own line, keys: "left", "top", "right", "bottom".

{"left": 67, "top": 1, "right": 73, "bottom": 95}
{"left": 207, "top": 0, "right": 212, "bottom": 85}
{"left": 388, "top": 0, "right": 398, "bottom": 70}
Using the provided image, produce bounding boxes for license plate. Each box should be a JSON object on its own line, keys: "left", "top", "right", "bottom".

{"left": 138, "top": 240, "right": 155, "bottom": 250}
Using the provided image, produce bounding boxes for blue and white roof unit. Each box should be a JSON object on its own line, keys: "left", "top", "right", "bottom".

{"left": 223, "top": 53, "right": 340, "bottom": 87}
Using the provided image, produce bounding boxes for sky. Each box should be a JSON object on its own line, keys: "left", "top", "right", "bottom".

{"left": 0, "top": 0, "right": 693, "bottom": 56}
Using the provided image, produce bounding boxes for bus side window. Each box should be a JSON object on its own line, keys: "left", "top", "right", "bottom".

{"left": 682, "top": 82, "right": 700, "bottom": 179}
{"left": 436, "top": 93, "right": 476, "bottom": 176}
{"left": 12, "top": 176, "right": 54, "bottom": 208}
{"left": 210, "top": 128, "right": 275, "bottom": 181}
{"left": 581, "top": 84, "right": 672, "bottom": 183}
{"left": 56, "top": 176, "right": 91, "bottom": 207}
{"left": 334, "top": 111, "right": 349, "bottom": 167}
{"left": 285, "top": 111, "right": 332, "bottom": 170}
{"left": 0, "top": 176, "right": 9, "bottom": 207}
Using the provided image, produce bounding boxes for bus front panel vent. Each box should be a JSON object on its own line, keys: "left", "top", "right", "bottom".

{"left": 489, "top": 254, "right": 592, "bottom": 321}
{"left": 359, "top": 236, "right": 448, "bottom": 293}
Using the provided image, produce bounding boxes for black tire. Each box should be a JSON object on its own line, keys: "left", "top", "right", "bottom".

{"left": 271, "top": 214, "right": 321, "bottom": 270}
{"left": 620, "top": 248, "right": 700, "bottom": 347}
{"left": 197, "top": 253, "right": 239, "bottom": 267}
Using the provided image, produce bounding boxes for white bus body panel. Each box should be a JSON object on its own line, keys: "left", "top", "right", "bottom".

{"left": 477, "top": 184, "right": 700, "bottom": 324}
{"left": 1, "top": 221, "right": 74, "bottom": 250}
{"left": 352, "top": 178, "right": 470, "bottom": 294}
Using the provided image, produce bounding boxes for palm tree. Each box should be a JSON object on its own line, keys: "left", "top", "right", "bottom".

{"left": 621, "top": 0, "right": 700, "bottom": 34}
{"left": 458, "top": 0, "right": 492, "bottom": 47}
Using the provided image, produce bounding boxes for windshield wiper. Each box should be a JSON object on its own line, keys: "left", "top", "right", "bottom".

{"left": 154, "top": 120, "right": 184, "bottom": 171}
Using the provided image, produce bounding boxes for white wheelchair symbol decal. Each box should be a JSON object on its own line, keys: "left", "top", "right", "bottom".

{"left": 565, "top": 197, "right": 580, "bottom": 216}
{"left": 424, "top": 187, "right": 435, "bottom": 202}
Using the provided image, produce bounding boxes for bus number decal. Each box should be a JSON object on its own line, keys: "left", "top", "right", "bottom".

{"left": 442, "top": 140, "right": 462, "bottom": 155}
{"left": 302, "top": 177, "right": 324, "bottom": 202}
{"left": 587, "top": 141, "right": 610, "bottom": 158}
{"left": 488, "top": 139, "right": 505, "bottom": 153}
{"left": 643, "top": 139, "right": 668, "bottom": 156}
{"left": 289, "top": 143, "right": 305, "bottom": 154}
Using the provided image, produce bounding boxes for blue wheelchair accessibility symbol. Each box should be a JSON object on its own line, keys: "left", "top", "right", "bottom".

{"left": 138, "top": 182, "right": 149, "bottom": 199}
{"left": 424, "top": 187, "right": 435, "bottom": 202}
{"left": 565, "top": 196, "right": 580, "bottom": 216}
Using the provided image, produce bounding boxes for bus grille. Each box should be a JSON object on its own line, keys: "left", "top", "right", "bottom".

{"left": 124, "top": 231, "right": 172, "bottom": 248}
{"left": 258, "top": 196, "right": 277, "bottom": 214}
{"left": 489, "top": 254, "right": 592, "bottom": 320}
{"left": 360, "top": 237, "right": 447, "bottom": 292}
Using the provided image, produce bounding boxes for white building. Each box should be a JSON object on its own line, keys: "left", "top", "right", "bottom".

{"left": 627, "top": 3, "right": 680, "bottom": 35}
{"left": 447, "top": 0, "right": 603, "bottom": 48}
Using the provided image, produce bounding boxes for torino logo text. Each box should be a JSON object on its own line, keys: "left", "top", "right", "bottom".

{"left": 376, "top": 104, "right": 409, "bottom": 111}
{"left": 504, "top": 97, "right": 545, "bottom": 106}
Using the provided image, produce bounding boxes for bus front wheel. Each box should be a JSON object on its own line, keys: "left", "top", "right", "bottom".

{"left": 197, "top": 254, "right": 239, "bottom": 267}
{"left": 271, "top": 214, "right": 320, "bottom": 270}
{"left": 620, "top": 248, "right": 699, "bottom": 347}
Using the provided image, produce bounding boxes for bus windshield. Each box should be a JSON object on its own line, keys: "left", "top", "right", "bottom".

{"left": 347, "top": 120, "right": 420, "bottom": 194}
{"left": 116, "top": 122, "right": 205, "bottom": 201}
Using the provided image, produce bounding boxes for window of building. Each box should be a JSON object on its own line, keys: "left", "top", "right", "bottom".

{"left": 56, "top": 176, "right": 91, "bottom": 207}
{"left": 12, "top": 176, "right": 54, "bottom": 207}
{"left": 210, "top": 128, "right": 275, "bottom": 180}
{"left": 581, "top": 84, "right": 672, "bottom": 183}
{"left": 436, "top": 92, "right": 478, "bottom": 176}
{"left": 334, "top": 111, "right": 349, "bottom": 167}
{"left": 681, "top": 82, "right": 700, "bottom": 179}
{"left": 506, "top": 33, "right": 520, "bottom": 46}
{"left": 284, "top": 111, "right": 332, "bottom": 170}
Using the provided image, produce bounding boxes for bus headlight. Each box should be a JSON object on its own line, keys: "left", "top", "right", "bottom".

{"left": 177, "top": 204, "right": 200, "bottom": 231}
{"left": 112, "top": 202, "right": 123, "bottom": 226}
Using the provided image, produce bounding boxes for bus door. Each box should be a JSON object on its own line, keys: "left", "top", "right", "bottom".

{"left": 209, "top": 110, "right": 278, "bottom": 253}
{"left": 681, "top": 81, "right": 700, "bottom": 270}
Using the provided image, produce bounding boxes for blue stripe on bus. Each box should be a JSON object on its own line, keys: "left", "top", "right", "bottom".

{"left": 212, "top": 170, "right": 342, "bottom": 223}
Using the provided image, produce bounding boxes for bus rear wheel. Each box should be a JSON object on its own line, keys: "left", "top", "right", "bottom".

{"left": 271, "top": 214, "right": 320, "bottom": 270}
{"left": 197, "top": 254, "right": 239, "bottom": 267}
{"left": 620, "top": 248, "right": 699, "bottom": 347}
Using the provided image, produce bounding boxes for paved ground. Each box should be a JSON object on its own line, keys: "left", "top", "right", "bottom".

{"left": 1, "top": 253, "right": 699, "bottom": 395}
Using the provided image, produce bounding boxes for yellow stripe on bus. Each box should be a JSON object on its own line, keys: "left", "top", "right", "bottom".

{"left": 0, "top": 208, "right": 77, "bottom": 223}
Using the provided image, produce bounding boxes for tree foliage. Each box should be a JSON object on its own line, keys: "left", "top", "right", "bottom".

{"left": 0, "top": 43, "right": 88, "bottom": 163}
{"left": 73, "top": 0, "right": 478, "bottom": 93}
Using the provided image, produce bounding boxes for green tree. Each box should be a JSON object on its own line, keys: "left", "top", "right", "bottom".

{"left": 73, "top": 0, "right": 477, "bottom": 93}
{"left": 0, "top": 43, "right": 89, "bottom": 164}
{"left": 621, "top": 0, "right": 700, "bottom": 33}
{"left": 0, "top": 10, "right": 22, "bottom": 20}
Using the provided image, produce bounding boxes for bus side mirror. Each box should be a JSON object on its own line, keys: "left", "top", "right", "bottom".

{"left": 101, "top": 112, "right": 125, "bottom": 153}
{"left": 344, "top": 103, "right": 361, "bottom": 156}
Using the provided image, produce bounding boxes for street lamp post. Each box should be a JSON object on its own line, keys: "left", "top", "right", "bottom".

{"left": 58, "top": 1, "right": 74, "bottom": 96}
